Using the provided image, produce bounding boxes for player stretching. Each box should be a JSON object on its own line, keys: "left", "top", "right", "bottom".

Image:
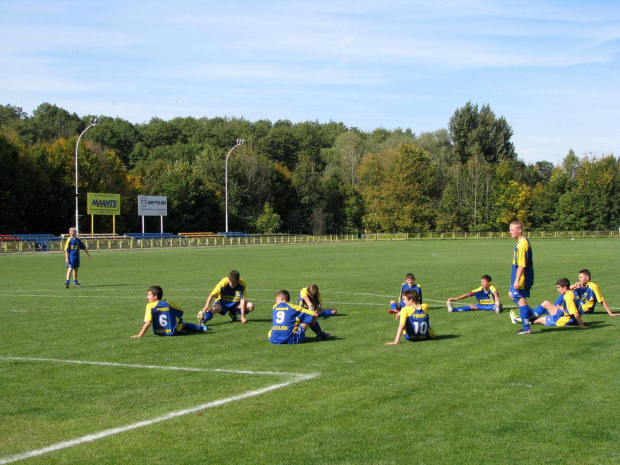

{"left": 198, "top": 270, "right": 255, "bottom": 324}
{"left": 447, "top": 275, "right": 502, "bottom": 313}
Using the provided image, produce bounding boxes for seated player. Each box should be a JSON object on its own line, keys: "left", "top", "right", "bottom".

{"left": 571, "top": 269, "right": 619, "bottom": 316}
{"left": 386, "top": 289, "right": 435, "bottom": 345}
{"left": 131, "top": 286, "right": 207, "bottom": 337}
{"left": 389, "top": 273, "right": 422, "bottom": 314}
{"left": 447, "top": 275, "right": 502, "bottom": 313}
{"left": 514, "top": 278, "right": 588, "bottom": 330}
{"left": 198, "top": 270, "right": 255, "bottom": 324}
{"left": 269, "top": 290, "right": 330, "bottom": 344}
{"left": 298, "top": 284, "right": 338, "bottom": 318}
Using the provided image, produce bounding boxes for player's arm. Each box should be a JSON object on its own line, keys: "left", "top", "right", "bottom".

{"left": 567, "top": 296, "right": 588, "bottom": 329}
{"left": 573, "top": 312, "right": 588, "bottom": 329}
{"left": 601, "top": 300, "right": 619, "bottom": 316}
{"left": 202, "top": 293, "right": 215, "bottom": 313}
{"left": 448, "top": 292, "right": 471, "bottom": 302}
{"left": 131, "top": 321, "right": 151, "bottom": 338}
{"left": 591, "top": 285, "right": 618, "bottom": 316}
{"left": 513, "top": 266, "right": 525, "bottom": 289}
{"left": 492, "top": 289, "right": 501, "bottom": 304}
{"left": 386, "top": 324, "right": 406, "bottom": 345}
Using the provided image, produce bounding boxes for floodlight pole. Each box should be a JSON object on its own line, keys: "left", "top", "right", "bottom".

{"left": 75, "top": 118, "right": 100, "bottom": 234}
{"left": 225, "top": 139, "right": 245, "bottom": 233}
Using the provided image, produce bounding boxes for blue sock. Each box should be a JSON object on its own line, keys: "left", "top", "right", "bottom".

{"left": 184, "top": 323, "right": 200, "bottom": 331}
{"left": 318, "top": 310, "right": 333, "bottom": 317}
{"left": 309, "top": 320, "right": 322, "bottom": 335}
{"left": 455, "top": 306, "right": 472, "bottom": 312}
{"left": 519, "top": 305, "right": 532, "bottom": 330}
{"left": 65, "top": 280, "right": 69, "bottom": 285}
{"left": 203, "top": 311, "right": 214, "bottom": 322}
{"left": 533, "top": 304, "right": 547, "bottom": 317}
{"left": 389, "top": 302, "right": 398, "bottom": 311}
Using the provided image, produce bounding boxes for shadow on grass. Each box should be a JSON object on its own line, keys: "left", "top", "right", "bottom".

{"left": 433, "top": 334, "right": 461, "bottom": 341}
{"left": 538, "top": 320, "right": 609, "bottom": 332}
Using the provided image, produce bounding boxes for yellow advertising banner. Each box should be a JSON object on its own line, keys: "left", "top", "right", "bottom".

{"left": 87, "top": 193, "right": 121, "bottom": 215}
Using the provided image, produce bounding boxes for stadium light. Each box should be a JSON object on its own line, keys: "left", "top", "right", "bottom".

{"left": 74, "top": 118, "right": 100, "bottom": 234}
{"left": 225, "top": 139, "right": 246, "bottom": 233}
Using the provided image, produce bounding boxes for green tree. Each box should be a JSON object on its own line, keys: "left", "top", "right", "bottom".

{"left": 256, "top": 202, "right": 281, "bottom": 233}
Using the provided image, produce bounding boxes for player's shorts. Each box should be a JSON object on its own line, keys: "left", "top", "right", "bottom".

{"left": 215, "top": 300, "right": 239, "bottom": 315}
{"left": 268, "top": 327, "right": 306, "bottom": 344}
{"left": 544, "top": 312, "right": 575, "bottom": 327}
{"left": 475, "top": 304, "right": 496, "bottom": 311}
{"left": 404, "top": 328, "right": 435, "bottom": 341}
{"left": 509, "top": 288, "right": 530, "bottom": 299}
{"left": 66, "top": 259, "right": 80, "bottom": 269}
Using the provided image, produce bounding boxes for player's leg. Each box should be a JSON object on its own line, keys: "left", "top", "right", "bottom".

{"left": 181, "top": 320, "right": 208, "bottom": 332}
{"left": 200, "top": 302, "right": 223, "bottom": 324}
{"left": 308, "top": 318, "right": 330, "bottom": 340}
{"left": 72, "top": 267, "right": 80, "bottom": 287}
{"left": 318, "top": 307, "right": 337, "bottom": 318}
{"left": 517, "top": 295, "right": 533, "bottom": 334}
{"left": 65, "top": 265, "right": 72, "bottom": 287}
{"left": 389, "top": 300, "right": 399, "bottom": 314}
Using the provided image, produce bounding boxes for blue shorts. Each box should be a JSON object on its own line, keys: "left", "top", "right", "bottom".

{"left": 475, "top": 304, "right": 496, "bottom": 311}
{"left": 287, "top": 328, "right": 306, "bottom": 344}
{"left": 544, "top": 312, "right": 575, "bottom": 327}
{"left": 216, "top": 300, "right": 239, "bottom": 315}
{"left": 66, "top": 259, "right": 80, "bottom": 269}
{"left": 509, "top": 288, "right": 530, "bottom": 299}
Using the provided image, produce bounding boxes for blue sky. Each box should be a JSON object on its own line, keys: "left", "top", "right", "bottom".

{"left": 1, "top": 0, "right": 618, "bottom": 164}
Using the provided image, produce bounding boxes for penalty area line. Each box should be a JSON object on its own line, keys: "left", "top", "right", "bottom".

{"left": 0, "top": 358, "right": 318, "bottom": 464}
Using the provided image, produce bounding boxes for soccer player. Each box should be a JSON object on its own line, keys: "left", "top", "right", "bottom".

{"left": 386, "top": 289, "right": 435, "bottom": 345}
{"left": 131, "top": 286, "right": 207, "bottom": 337}
{"left": 269, "top": 290, "right": 325, "bottom": 344}
{"left": 527, "top": 278, "right": 588, "bottom": 330}
{"left": 388, "top": 273, "right": 422, "bottom": 314}
{"left": 298, "top": 284, "right": 338, "bottom": 318}
{"left": 197, "top": 270, "right": 255, "bottom": 324}
{"left": 64, "top": 227, "right": 91, "bottom": 288}
{"left": 508, "top": 221, "right": 535, "bottom": 335}
{"left": 571, "top": 269, "right": 619, "bottom": 316}
{"left": 447, "top": 275, "right": 502, "bottom": 313}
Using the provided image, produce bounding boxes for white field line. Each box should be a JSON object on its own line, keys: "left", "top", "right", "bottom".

{"left": 0, "top": 357, "right": 318, "bottom": 464}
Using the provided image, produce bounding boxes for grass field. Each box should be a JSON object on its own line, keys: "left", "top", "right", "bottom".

{"left": 1, "top": 238, "right": 619, "bottom": 465}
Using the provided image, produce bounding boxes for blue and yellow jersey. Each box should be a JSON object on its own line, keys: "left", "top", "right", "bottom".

{"left": 511, "top": 238, "right": 534, "bottom": 290}
{"left": 470, "top": 285, "right": 497, "bottom": 305}
{"left": 399, "top": 283, "right": 422, "bottom": 303}
{"left": 399, "top": 303, "right": 434, "bottom": 339}
{"left": 554, "top": 292, "right": 579, "bottom": 326}
{"left": 298, "top": 287, "right": 322, "bottom": 309}
{"left": 144, "top": 299, "right": 184, "bottom": 336}
{"left": 268, "top": 301, "right": 315, "bottom": 344}
{"left": 64, "top": 237, "right": 86, "bottom": 261}
{"left": 574, "top": 282, "right": 605, "bottom": 313}
{"left": 210, "top": 277, "right": 246, "bottom": 304}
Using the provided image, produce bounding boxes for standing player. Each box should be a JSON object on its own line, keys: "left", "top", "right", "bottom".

{"left": 64, "top": 227, "right": 91, "bottom": 288}
{"left": 389, "top": 273, "right": 422, "bottom": 314}
{"left": 298, "top": 284, "right": 338, "bottom": 318}
{"left": 131, "top": 286, "right": 207, "bottom": 337}
{"left": 268, "top": 290, "right": 318, "bottom": 344}
{"left": 198, "top": 270, "right": 255, "bottom": 324}
{"left": 508, "top": 221, "right": 535, "bottom": 335}
{"left": 571, "top": 269, "right": 619, "bottom": 316}
{"left": 447, "top": 275, "right": 502, "bottom": 313}
{"left": 386, "top": 289, "right": 435, "bottom": 345}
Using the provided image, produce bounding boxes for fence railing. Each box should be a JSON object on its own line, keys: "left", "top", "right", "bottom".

{"left": 1, "top": 230, "right": 618, "bottom": 253}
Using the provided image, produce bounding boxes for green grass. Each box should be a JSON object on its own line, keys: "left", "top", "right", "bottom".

{"left": 1, "top": 239, "right": 619, "bottom": 464}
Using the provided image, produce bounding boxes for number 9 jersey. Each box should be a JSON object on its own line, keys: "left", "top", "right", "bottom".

{"left": 268, "top": 301, "right": 315, "bottom": 344}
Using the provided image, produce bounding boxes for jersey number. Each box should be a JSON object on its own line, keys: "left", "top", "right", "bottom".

{"left": 158, "top": 314, "right": 168, "bottom": 327}
{"left": 411, "top": 321, "right": 428, "bottom": 335}
{"left": 275, "top": 311, "right": 285, "bottom": 324}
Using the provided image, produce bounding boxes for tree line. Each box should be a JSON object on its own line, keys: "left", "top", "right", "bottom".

{"left": 0, "top": 102, "right": 618, "bottom": 235}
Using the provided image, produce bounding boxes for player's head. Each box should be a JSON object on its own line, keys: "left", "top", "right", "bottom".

{"left": 509, "top": 220, "right": 524, "bottom": 239}
{"left": 481, "top": 275, "right": 492, "bottom": 287}
{"left": 405, "top": 273, "right": 415, "bottom": 284}
{"left": 556, "top": 278, "right": 570, "bottom": 292}
{"left": 148, "top": 285, "right": 163, "bottom": 301}
{"left": 228, "top": 270, "right": 240, "bottom": 285}
{"left": 578, "top": 269, "right": 591, "bottom": 284}
{"left": 276, "top": 290, "right": 290, "bottom": 303}
{"left": 307, "top": 284, "right": 319, "bottom": 296}
{"left": 402, "top": 289, "right": 420, "bottom": 304}
{"left": 69, "top": 227, "right": 77, "bottom": 236}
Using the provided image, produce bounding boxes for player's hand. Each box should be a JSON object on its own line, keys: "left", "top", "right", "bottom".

{"left": 241, "top": 315, "right": 248, "bottom": 324}
{"left": 130, "top": 334, "right": 142, "bottom": 338}
{"left": 385, "top": 341, "right": 398, "bottom": 345}
{"left": 87, "top": 255, "right": 91, "bottom": 261}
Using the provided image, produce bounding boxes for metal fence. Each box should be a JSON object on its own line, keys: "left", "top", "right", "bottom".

{"left": 1, "top": 230, "right": 618, "bottom": 254}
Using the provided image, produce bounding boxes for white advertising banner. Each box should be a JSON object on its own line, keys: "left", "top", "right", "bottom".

{"left": 138, "top": 195, "right": 168, "bottom": 216}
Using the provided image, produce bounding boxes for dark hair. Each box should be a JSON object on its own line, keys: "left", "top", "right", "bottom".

{"left": 578, "top": 269, "right": 591, "bottom": 278}
{"left": 405, "top": 273, "right": 415, "bottom": 280}
{"left": 148, "top": 285, "right": 163, "bottom": 300}
{"left": 277, "top": 290, "right": 290, "bottom": 302}
{"left": 481, "top": 275, "right": 492, "bottom": 282}
{"left": 229, "top": 270, "right": 240, "bottom": 282}
{"left": 556, "top": 278, "right": 570, "bottom": 289}
{"left": 402, "top": 289, "right": 420, "bottom": 304}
